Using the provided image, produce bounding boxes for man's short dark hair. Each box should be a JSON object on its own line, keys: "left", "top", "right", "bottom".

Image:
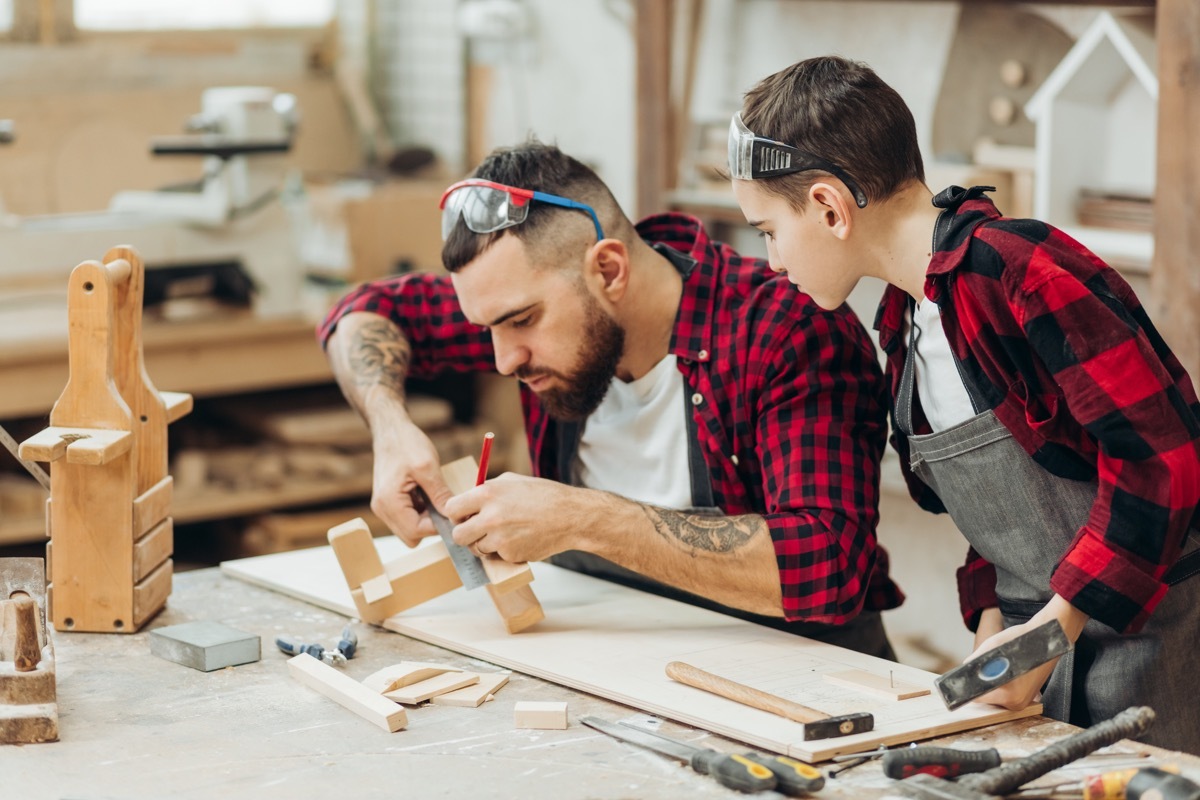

{"left": 442, "top": 140, "right": 632, "bottom": 273}
{"left": 741, "top": 56, "right": 924, "bottom": 208}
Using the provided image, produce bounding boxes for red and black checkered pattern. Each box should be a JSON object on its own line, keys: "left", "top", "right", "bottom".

{"left": 319, "top": 213, "right": 903, "bottom": 625}
{"left": 876, "top": 187, "right": 1200, "bottom": 634}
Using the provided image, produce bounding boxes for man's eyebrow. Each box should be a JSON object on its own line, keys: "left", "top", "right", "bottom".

{"left": 746, "top": 219, "right": 765, "bottom": 228}
{"left": 487, "top": 302, "right": 538, "bottom": 327}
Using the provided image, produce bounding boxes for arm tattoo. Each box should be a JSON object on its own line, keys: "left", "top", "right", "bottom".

{"left": 641, "top": 505, "right": 762, "bottom": 553}
{"left": 331, "top": 318, "right": 412, "bottom": 416}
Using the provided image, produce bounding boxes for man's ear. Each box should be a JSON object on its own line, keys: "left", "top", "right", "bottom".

{"left": 809, "top": 181, "right": 854, "bottom": 241}
{"left": 587, "top": 239, "right": 630, "bottom": 302}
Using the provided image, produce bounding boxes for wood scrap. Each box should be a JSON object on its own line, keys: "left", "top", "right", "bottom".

{"left": 514, "top": 701, "right": 568, "bottom": 730}
{"left": 361, "top": 662, "right": 464, "bottom": 694}
{"left": 287, "top": 653, "right": 407, "bottom": 732}
{"left": 383, "top": 671, "right": 479, "bottom": 705}
{"left": 430, "top": 671, "right": 510, "bottom": 708}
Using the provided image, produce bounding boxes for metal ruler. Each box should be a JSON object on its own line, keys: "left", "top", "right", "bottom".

{"left": 0, "top": 422, "right": 50, "bottom": 490}
{"left": 428, "top": 506, "right": 489, "bottom": 591}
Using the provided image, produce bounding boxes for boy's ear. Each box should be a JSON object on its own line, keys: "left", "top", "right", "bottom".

{"left": 809, "top": 181, "right": 854, "bottom": 241}
{"left": 587, "top": 239, "right": 631, "bottom": 301}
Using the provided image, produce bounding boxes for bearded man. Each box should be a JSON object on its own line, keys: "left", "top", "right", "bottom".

{"left": 318, "top": 141, "right": 903, "bottom": 656}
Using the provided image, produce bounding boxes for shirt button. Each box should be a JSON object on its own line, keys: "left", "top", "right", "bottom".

{"left": 691, "top": 393, "right": 704, "bottom": 406}
{"left": 698, "top": 349, "right": 710, "bottom": 361}
{"left": 731, "top": 454, "right": 739, "bottom": 466}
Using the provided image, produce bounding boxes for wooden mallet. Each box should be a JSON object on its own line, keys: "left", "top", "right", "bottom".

{"left": 666, "top": 661, "right": 874, "bottom": 740}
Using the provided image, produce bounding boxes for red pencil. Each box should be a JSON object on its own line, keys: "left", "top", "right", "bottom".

{"left": 475, "top": 431, "right": 495, "bottom": 486}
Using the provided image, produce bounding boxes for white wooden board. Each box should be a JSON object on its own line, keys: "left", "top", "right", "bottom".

{"left": 220, "top": 540, "right": 1041, "bottom": 761}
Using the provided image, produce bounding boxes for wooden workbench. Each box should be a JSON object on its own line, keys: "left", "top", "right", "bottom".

{"left": 3, "top": 569, "right": 1197, "bottom": 799}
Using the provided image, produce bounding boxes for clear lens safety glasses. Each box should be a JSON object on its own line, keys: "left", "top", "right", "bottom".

{"left": 439, "top": 179, "right": 605, "bottom": 241}
{"left": 727, "top": 111, "right": 868, "bottom": 208}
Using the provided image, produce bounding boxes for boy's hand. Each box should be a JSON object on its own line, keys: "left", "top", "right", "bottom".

{"left": 370, "top": 418, "right": 454, "bottom": 547}
{"left": 967, "top": 596, "right": 1088, "bottom": 712}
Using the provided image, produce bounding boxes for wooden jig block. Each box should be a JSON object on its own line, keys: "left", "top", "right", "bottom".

{"left": 514, "top": 701, "right": 568, "bottom": 730}
{"left": 18, "top": 249, "right": 191, "bottom": 633}
{"left": 326, "top": 456, "right": 543, "bottom": 633}
{"left": 822, "top": 669, "right": 931, "bottom": 701}
{"left": 0, "top": 557, "right": 58, "bottom": 744}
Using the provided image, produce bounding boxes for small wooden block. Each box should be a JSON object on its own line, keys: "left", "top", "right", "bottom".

{"left": 148, "top": 621, "right": 260, "bottom": 672}
{"left": 431, "top": 671, "right": 511, "bottom": 708}
{"left": 361, "top": 662, "right": 463, "bottom": 694}
{"left": 487, "top": 584, "right": 544, "bottom": 633}
{"left": 328, "top": 518, "right": 386, "bottom": 588}
{"left": 481, "top": 556, "right": 534, "bottom": 594}
{"left": 61, "top": 429, "right": 134, "bottom": 466}
{"left": 822, "top": 669, "right": 931, "bottom": 701}
{"left": 288, "top": 653, "right": 407, "bottom": 732}
{"left": 383, "top": 671, "right": 479, "bottom": 705}
{"left": 161, "top": 391, "right": 194, "bottom": 424}
{"left": 133, "top": 476, "right": 173, "bottom": 536}
{"left": 132, "top": 559, "right": 173, "bottom": 629}
{"left": 133, "top": 518, "right": 173, "bottom": 583}
{"left": 514, "top": 701, "right": 568, "bottom": 730}
{"left": 360, "top": 573, "right": 393, "bottom": 605}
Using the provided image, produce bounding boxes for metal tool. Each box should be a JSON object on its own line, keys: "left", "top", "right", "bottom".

{"left": 665, "top": 660, "right": 873, "bottom": 740}
{"left": 1126, "top": 767, "right": 1200, "bottom": 800}
{"left": 896, "top": 705, "right": 1156, "bottom": 800}
{"left": 0, "top": 422, "right": 50, "bottom": 490}
{"left": 580, "top": 716, "right": 779, "bottom": 794}
{"left": 427, "top": 505, "right": 490, "bottom": 591}
{"left": 883, "top": 746, "right": 1002, "bottom": 779}
{"left": 936, "top": 620, "right": 1072, "bottom": 710}
{"left": 275, "top": 623, "right": 358, "bottom": 667}
{"left": 617, "top": 720, "right": 826, "bottom": 796}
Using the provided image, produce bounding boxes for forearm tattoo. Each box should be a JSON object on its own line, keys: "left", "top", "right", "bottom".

{"left": 332, "top": 318, "right": 411, "bottom": 414}
{"left": 641, "top": 506, "right": 760, "bottom": 553}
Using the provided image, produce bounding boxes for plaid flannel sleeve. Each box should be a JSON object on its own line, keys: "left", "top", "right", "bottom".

{"left": 956, "top": 548, "right": 999, "bottom": 632}
{"left": 755, "top": 305, "right": 896, "bottom": 624}
{"left": 316, "top": 272, "right": 496, "bottom": 379}
{"left": 1009, "top": 230, "right": 1200, "bottom": 634}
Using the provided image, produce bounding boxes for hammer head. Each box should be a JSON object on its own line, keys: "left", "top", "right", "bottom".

{"left": 935, "top": 620, "right": 1071, "bottom": 710}
{"left": 803, "top": 711, "right": 874, "bottom": 740}
{"left": 897, "top": 773, "right": 994, "bottom": 800}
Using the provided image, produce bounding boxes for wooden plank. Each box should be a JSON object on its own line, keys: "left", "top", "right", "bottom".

{"left": 287, "top": 653, "right": 407, "bottom": 733}
{"left": 383, "top": 671, "right": 479, "bottom": 705}
{"left": 430, "top": 671, "right": 510, "bottom": 708}
{"left": 132, "top": 559, "right": 172, "bottom": 628}
{"left": 221, "top": 542, "right": 1043, "bottom": 762}
{"left": 132, "top": 476, "right": 172, "bottom": 537}
{"left": 634, "top": 0, "right": 674, "bottom": 219}
{"left": 132, "top": 518, "right": 172, "bottom": 584}
{"left": 822, "top": 669, "right": 930, "bottom": 701}
{"left": 1150, "top": 0, "right": 1200, "bottom": 387}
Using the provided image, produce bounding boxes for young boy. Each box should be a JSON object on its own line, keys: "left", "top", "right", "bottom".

{"left": 728, "top": 55, "right": 1200, "bottom": 752}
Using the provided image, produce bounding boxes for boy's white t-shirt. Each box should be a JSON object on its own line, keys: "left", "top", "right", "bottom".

{"left": 912, "top": 300, "right": 976, "bottom": 432}
{"left": 575, "top": 354, "right": 694, "bottom": 509}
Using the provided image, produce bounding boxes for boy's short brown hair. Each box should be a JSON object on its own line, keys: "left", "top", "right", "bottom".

{"left": 741, "top": 56, "right": 924, "bottom": 208}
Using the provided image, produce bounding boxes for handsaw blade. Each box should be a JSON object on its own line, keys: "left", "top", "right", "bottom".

{"left": 0, "top": 422, "right": 50, "bottom": 490}
{"left": 580, "top": 716, "right": 698, "bottom": 763}
{"left": 427, "top": 506, "right": 489, "bottom": 591}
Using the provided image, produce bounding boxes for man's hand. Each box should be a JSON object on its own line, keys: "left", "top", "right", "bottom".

{"left": 443, "top": 473, "right": 599, "bottom": 563}
{"left": 370, "top": 419, "right": 454, "bottom": 548}
{"left": 967, "top": 596, "right": 1088, "bottom": 712}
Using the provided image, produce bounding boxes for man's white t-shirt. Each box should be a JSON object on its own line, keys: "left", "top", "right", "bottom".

{"left": 575, "top": 354, "right": 694, "bottom": 509}
{"left": 912, "top": 300, "right": 976, "bottom": 432}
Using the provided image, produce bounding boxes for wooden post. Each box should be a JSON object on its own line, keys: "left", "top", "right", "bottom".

{"left": 1151, "top": 0, "right": 1200, "bottom": 387}
{"left": 635, "top": 0, "right": 674, "bottom": 219}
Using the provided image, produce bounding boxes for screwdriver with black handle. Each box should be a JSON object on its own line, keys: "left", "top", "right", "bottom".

{"left": 882, "top": 745, "right": 1002, "bottom": 779}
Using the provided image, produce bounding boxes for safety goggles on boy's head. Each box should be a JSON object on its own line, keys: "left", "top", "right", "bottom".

{"left": 439, "top": 179, "right": 606, "bottom": 242}
{"left": 727, "top": 111, "right": 868, "bottom": 208}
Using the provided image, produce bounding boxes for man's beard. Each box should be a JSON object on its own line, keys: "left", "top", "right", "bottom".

{"left": 517, "top": 293, "right": 625, "bottom": 421}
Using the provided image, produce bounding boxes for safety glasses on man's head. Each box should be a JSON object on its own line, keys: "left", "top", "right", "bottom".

{"left": 727, "top": 111, "right": 868, "bottom": 208}
{"left": 439, "top": 179, "right": 606, "bottom": 242}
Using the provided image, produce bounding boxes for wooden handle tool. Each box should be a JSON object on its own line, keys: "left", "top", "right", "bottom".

{"left": 666, "top": 661, "right": 874, "bottom": 741}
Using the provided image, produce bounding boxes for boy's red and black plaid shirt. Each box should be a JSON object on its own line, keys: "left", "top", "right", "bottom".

{"left": 319, "top": 213, "right": 903, "bottom": 625}
{"left": 876, "top": 186, "right": 1200, "bottom": 635}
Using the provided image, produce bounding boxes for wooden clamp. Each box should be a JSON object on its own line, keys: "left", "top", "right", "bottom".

{"left": 18, "top": 247, "right": 192, "bottom": 633}
{"left": 328, "top": 456, "right": 544, "bottom": 633}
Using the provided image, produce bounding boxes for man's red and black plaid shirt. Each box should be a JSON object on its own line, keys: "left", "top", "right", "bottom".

{"left": 876, "top": 186, "right": 1200, "bottom": 635}
{"left": 319, "top": 213, "right": 903, "bottom": 625}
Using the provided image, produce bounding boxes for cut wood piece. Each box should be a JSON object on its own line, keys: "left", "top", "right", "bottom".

{"left": 132, "top": 476, "right": 173, "bottom": 536}
{"left": 132, "top": 559, "right": 172, "bottom": 628}
{"left": 328, "top": 518, "right": 385, "bottom": 588}
{"left": 514, "top": 700, "right": 567, "bottom": 730}
{"left": 19, "top": 426, "right": 131, "bottom": 465}
{"left": 133, "top": 518, "right": 173, "bottom": 583}
{"left": 287, "top": 653, "right": 407, "bottom": 732}
{"left": 481, "top": 555, "right": 533, "bottom": 594}
{"left": 360, "top": 573, "right": 393, "bottom": 605}
{"left": 383, "top": 671, "right": 479, "bottom": 704}
{"left": 823, "top": 669, "right": 931, "bottom": 701}
{"left": 487, "top": 583, "right": 544, "bottom": 634}
{"left": 161, "top": 391, "right": 193, "bottom": 424}
{"left": 431, "top": 671, "right": 511, "bottom": 708}
{"left": 361, "top": 662, "right": 463, "bottom": 694}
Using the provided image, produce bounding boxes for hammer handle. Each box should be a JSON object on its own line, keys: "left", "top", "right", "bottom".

{"left": 666, "top": 661, "right": 825, "bottom": 724}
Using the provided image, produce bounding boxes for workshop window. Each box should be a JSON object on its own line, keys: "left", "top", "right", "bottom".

{"left": 74, "top": 0, "right": 335, "bottom": 30}
{"left": 0, "top": 0, "right": 11, "bottom": 32}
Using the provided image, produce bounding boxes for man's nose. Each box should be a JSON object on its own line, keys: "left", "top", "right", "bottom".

{"left": 491, "top": 331, "right": 529, "bottom": 377}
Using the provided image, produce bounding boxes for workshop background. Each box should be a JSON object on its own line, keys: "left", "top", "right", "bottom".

{"left": 0, "top": 0, "right": 1193, "bottom": 674}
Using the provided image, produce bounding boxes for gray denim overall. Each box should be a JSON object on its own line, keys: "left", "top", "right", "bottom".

{"left": 896, "top": 304, "right": 1200, "bottom": 752}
